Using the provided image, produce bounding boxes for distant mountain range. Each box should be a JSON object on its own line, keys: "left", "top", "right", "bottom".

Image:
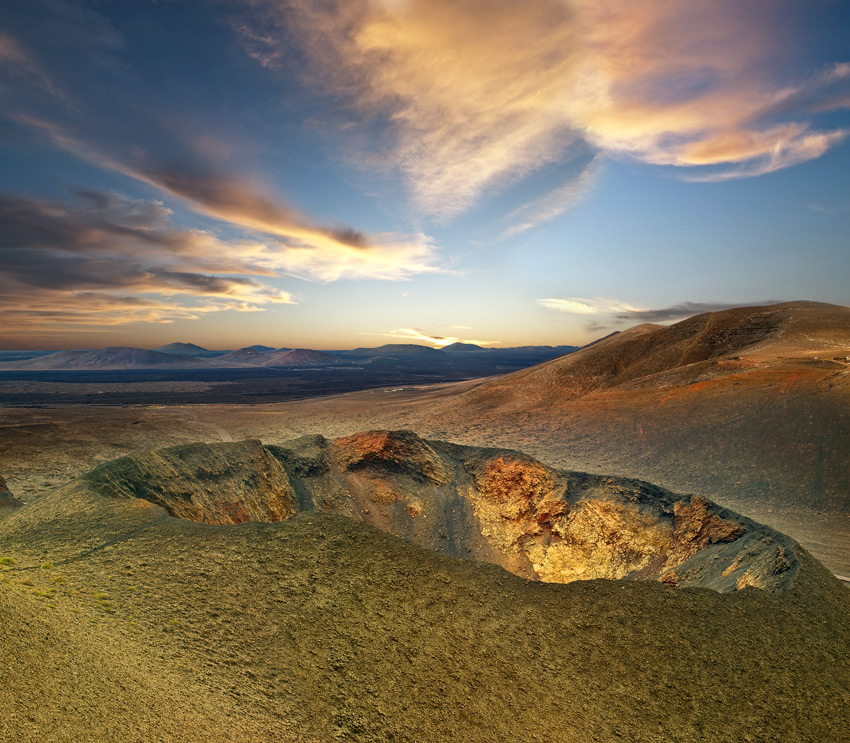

{"left": 4, "top": 347, "right": 212, "bottom": 371}
{"left": 0, "top": 341, "right": 578, "bottom": 371}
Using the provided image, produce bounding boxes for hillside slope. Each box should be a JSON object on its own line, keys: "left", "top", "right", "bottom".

{"left": 264, "top": 349, "right": 341, "bottom": 366}
{"left": 460, "top": 301, "right": 850, "bottom": 408}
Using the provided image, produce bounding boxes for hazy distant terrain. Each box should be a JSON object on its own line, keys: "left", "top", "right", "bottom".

{"left": 0, "top": 344, "right": 577, "bottom": 405}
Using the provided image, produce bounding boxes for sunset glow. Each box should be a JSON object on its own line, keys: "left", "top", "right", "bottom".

{"left": 1, "top": 0, "right": 848, "bottom": 349}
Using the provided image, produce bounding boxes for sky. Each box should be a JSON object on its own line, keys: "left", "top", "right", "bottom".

{"left": 1, "top": 0, "right": 849, "bottom": 351}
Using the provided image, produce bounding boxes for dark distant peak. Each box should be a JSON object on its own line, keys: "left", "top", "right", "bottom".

{"left": 244, "top": 345, "right": 276, "bottom": 353}
{"left": 349, "top": 344, "right": 445, "bottom": 356}
{"left": 154, "top": 342, "right": 209, "bottom": 355}
{"left": 274, "top": 347, "right": 292, "bottom": 353}
{"left": 442, "top": 342, "right": 486, "bottom": 353}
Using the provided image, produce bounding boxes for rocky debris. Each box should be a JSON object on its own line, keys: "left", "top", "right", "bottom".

{"left": 535, "top": 499, "right": 673, "bottom": 582}
{"left": 76, "top": 430, "right": 799, "bottom": 592}
{"left": 0, "top": 475, "right": 21, "bottom": 508}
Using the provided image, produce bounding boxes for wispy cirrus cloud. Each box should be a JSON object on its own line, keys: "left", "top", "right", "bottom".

{"left": 365, "top": 328, "right": 501, "bottom": 347}
{"left": 0, "top": 0, "right": 443, "bottom": 303}
{"left": 243, "top": 0, "right": 850, "bottom": 220}
{"left": 502, "top": 156, "right": 602, "bottom": 237}
{"left": 538, "top": 297, "right": 644, "bottom": 315}
{"left": 19, "top": 116, "right": 441, "bottom": 285}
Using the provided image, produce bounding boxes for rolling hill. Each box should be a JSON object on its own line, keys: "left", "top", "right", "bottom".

{"left": 441, "top": 342, "right": 487, "bottom": 353}
{"left": 346, "top": 343, "right": 447, "bottom": 357}
{"left": 215, "top": 347, "right": 271, "bottom": 365}
{"left": 458, "top": 301, "right": 850, "bottom": 408}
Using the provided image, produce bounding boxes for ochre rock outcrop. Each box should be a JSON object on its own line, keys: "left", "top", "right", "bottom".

{"left": 72, "top": 431, "right": 799, "bottom": 592}
{"left": 0, "top": 475, "right": 21, "bottom": 509}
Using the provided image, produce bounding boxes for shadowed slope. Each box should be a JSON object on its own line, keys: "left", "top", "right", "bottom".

{"left": 82, "top": 439, "right": 296, "bottom": 525}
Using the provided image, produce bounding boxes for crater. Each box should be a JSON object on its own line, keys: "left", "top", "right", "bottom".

{"left": 77, "top": 430, "right": 798, "bottom": 593}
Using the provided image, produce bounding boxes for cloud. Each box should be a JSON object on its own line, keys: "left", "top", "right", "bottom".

{"left": 0, "top": 190, "right": 296, "bottom": 331}
{"left": 366, "top": 328, "right": 501, "bottom": 347}
{"left": 809, "top": 202, "right": 850, "bottom": 216}
{"left": 0, "top": 293, "right": 265, "bottom": 335}
{"left": 0, "top": 31, "right": 64, "bottom": 99}
{"left": 502, "top": 156, "right": 601, "bottom": 237}
{"left": 538, "top": 297, "right": 644, "bottom": 315}
{"left": 17, "top": 116, "right": 442, "bottom": 283}
{"left": 611, "top": 301, "right": 783, "bottom": 323}
{"left": 246, "top": 0, "right": 850, "bottom": 219}
{"left": 584, "top": 321, "right": 611, "bottom": 334}
{"left": 538, "top": 298, "right": 784, "bottom": 324}
{"left": 0, "top": 3, "right": 443, "bottom": 288}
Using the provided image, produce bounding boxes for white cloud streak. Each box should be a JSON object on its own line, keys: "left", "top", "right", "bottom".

{"left": 538, "top": 297, "right": 644, "bottom": 315}
{"left": 366, "top": 328, "right": 501, "bottom": 347}
{"left": 502, "top": 156, "right": 602, "bottom": 237}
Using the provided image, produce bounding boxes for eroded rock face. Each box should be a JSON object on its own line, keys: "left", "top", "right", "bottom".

{"left": 0, "top": 475, "right": 21, "bottom": 508}
{"left": 75, "top": 430, "right": 799, "bottom": 592}
{"left": 534, "top": 499, "right": 674, "bottom": 582}
{"left": 82, "top": 440, "right": 296, "bottom": 525}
